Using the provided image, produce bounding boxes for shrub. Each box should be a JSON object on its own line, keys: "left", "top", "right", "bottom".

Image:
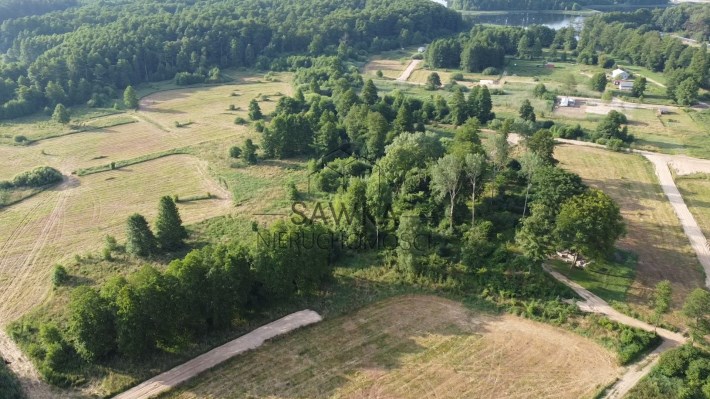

{"left": 286, "top": 182, "right": 298, "bottom": 200}
{"left": 376, "top": 70, "right": 384, "bottom": 78}
{"left": 12, "top": 166, "right": 63, "bottom": 188}
{"left": 13, "top": 135, "right": 27, "bottom": 143}
{"left": 482, "top": 67, "right": 499, "bottom": 76}
{"left": 234, "top": 116, "right": 247, "bottom": 125}
{"left": 52, "top": 265, "right": 69, "bottom": 287}
{"left": 229, "top": 146, "right": 242, "bottom": 158}
{"left": 451, "top": 72, "right": 464, "bottom": 81}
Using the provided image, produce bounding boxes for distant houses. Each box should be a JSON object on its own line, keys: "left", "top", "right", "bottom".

{"left": 559, "top": 96, "right": 576, "bottom": 107}
{"left": 618, "top": 81, "right": 634, "bottom": 91}
{"left": 612, "top": 68, "right": 629, "bottom": 80}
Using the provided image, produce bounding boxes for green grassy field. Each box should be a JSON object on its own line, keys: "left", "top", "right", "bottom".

{"left": 548, "top": 251, "right": 636, "bottom": 304}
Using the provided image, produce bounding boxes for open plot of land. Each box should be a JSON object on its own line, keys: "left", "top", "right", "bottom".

{"left": 163, "top": 295, "right": 619, "bottom": 399}
{"left": 676, "top": 173, "right": 710, "bottom": 242}
{"left": 555, "top": 145, "right": 705, "bottom": 313}
{"left": 0, "top": 155, "right": 231, "bottom": 322}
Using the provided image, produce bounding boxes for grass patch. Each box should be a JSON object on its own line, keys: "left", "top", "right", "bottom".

{"left": 74, "top": 148, "right": 191, "bottom": 176}
{"left": 548, "top": 250, "right": 636, "bottom": 304}
{"left": 675, "top": 173, "right": 710, "bottom": 240}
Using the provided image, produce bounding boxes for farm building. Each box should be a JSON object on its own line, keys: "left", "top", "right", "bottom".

{"left": 612, "top": 68, "right": 629, "bottom": 80}
{"left": 417, "top": 46, "right": 426, "bottom": 53}
{"left": 559, "top": 96, "right": 576, "bottom": 107}
{"left": 619, "top": 81, "right": 634, "bottom": 91}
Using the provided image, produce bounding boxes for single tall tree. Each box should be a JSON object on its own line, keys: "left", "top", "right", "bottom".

{"left": 243, "top": 138, "right": 258, "bottom": 164}
{"left": 519, "top": 99, "right": 536, "bottom": 122}
{"left": 155, "top": 196, "right": 187, "bottom": 251}
{"left": 631, "top": 77, "right": 647, "bottom": 98}
{"left": 652, "top": 280, "right": 672, "bottom": 327}
{"left": 590, "top": 72, "right": 608, "bottom": 92}
{"left": 248, "top": 99, "right": 263, "bottom": 120}
{"left": 52, "top": 103, "right": 70, "bottom": 124}
{"left": 683, "top": 288, "right": 710, "bottom": 343}
{"left": 124, "top": 85, "right": 139, "bottom": 109}
{"left": 431, "top": 154, "right": 464, "bottom": 230}
{"left": 125, "top": 213, "right": 156, "bottom": 257}
{"left": 463, "top": 153, "right": 486, "bottom": 225}
{"left": 555, "top": 189, "right": 626, "bottom": 266}
{"left": 426, "top": 72, "right": 442, "bottom": 90}
{"left": 361, "top": 79, "right": 379, "bottom": 105}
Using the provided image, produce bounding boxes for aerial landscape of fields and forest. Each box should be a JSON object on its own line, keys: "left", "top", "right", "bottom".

{"left": 0, "top": 0, "right": 709, "bottom": 398}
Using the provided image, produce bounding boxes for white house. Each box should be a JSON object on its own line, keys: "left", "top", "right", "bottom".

{"left": 619, "top": 81, "right": 634, "bottom": 91}
{"left": 612, "top": 68, "right": 629, "bottom": 80}
{"left": 417, "top": 46, "right": 426, "bottom": 53}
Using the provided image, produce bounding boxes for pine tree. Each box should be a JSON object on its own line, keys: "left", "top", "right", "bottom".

{"left": 519, "top": 99, "right": 536, "bottom": 122}
{"left": 155, "top": 196, "right": 187, "bottom": 251}
{"left": 52, "top": 103, "right": 70, "bottom": 124}
{"left": 450, "top": 87, "right": 467, "bottom": 126}
{"left": 248, "top": 99, "right": 263, "bottom": 120}
{"left": 123, "top": 85, "right": 139, "bottom": 109}
{"left": 477, "top": 85, "right": 494, "bottom": 123}
{"left": 361, "top": 79, "right": 379, "bottom": 105}
{"left": 126, "top": 213, "right": 156, "bottom": 257}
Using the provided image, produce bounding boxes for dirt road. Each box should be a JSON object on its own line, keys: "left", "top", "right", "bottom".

{"left": 543, "top": 265, "right": 686, "bottom": 399}
{"left": 112, "top": 310, "right": 322, "bottom": 399}
{"left": 396, "top": 59, "right": 421, "bottom": 82}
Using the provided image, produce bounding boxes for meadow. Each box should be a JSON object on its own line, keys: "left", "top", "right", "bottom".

{"left": 161, "top": 295, "right": 619, "bottom": 399}
{"left": 676, "top": 173, "right": 710, "bottom": 240}
{"left": 0, "top": 72, "right": 294, "bottom": 325}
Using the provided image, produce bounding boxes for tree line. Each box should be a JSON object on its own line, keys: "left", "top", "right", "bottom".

{"left": 426, "top": 25, "right": 573, "bottom": 72}
{"left": 0, "top": 0, "right": 463, "bottom": 120}
{"left": 447, "top": 0, "right": 666, "bottom": 11}
{"left": 578, "top": 9, "right": 708, "bottom": 106}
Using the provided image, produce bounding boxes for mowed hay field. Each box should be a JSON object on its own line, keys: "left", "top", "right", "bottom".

{"left": 676, "top": 173, "right": 710, "bottom": 240}
{"left": 555, "top": 145, "right": 705, "bottom": 311}
{"left": 0, "top": 72, "right": 291, "bottom": 181}
{"left": 163, "top": 296, "right": 619, "bottom": 399}
{"left": 0, "top": 155, "right": 231, "bottom": 322}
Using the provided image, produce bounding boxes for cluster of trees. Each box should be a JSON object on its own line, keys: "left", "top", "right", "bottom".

{"left": 256, "top": 57, "right": 495, "bottom": 164}
{"left": 0, "top": 0, "right": 463, "bottom": 120}
{"left": 426, "top": 25, "right": 561, "bottom": 71}
{"left": 578, "top": 10, "right": 709, "bottom": 105}
{"left": 629, "top": 343, "right": 710, "bottom": 398}
{"left": 31, "top": 219, "right": 332, "bottom": 380}
{"left": 598, "top": 4, "right": 709, "bottom": 42}
{"left": 124, "top": 196, "right": 187, "bottom": 258}
{"left": 447, "top": 0, "right": 666, "bottom": 11}
{"left": 0, "top": 166, "right": 62, "bottom": 189}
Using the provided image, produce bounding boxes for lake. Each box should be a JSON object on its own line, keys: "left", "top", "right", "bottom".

{"left": 461, "top": 12, "right": 587, "bottom": 29}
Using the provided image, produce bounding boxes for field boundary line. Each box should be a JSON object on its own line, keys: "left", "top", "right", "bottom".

{"left": 112, "top": 310, "right": 322, "bottom": 399}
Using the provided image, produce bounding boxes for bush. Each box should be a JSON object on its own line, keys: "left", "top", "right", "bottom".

{"left": 13, "top": 135, "right": 27, "bottom": 143}
{"left": 482, "top": 67, "right": 499, "bottom": 75}
{"left": 11, "top": 166, "right": 62, "bottom": 188}
{"left": 234, "top": 116, "right": 247, "bottom": 125}
{"left": 229, "top": 146, "right": 242, "bottom": 158}
{"left": 52, "top": 265, "right": 69, "bottom": 287}
{"left": 175, "top": 72, "right": 206, "bottom": 85}
{"left": 451, "top": 72, "right": 464, "bottom": 81}
{"left": 286, "top": 181, "right": 298, "bottom": 200}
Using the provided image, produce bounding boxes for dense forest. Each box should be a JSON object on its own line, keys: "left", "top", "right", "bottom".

{"left": 0, "top": 0, "right": 463, "bottom": 120}
{"left": 447, "top": 0, "right": 667, "bottom": 11}
{"left": 0, "top": 0, "right": 77, "bottom": 22}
